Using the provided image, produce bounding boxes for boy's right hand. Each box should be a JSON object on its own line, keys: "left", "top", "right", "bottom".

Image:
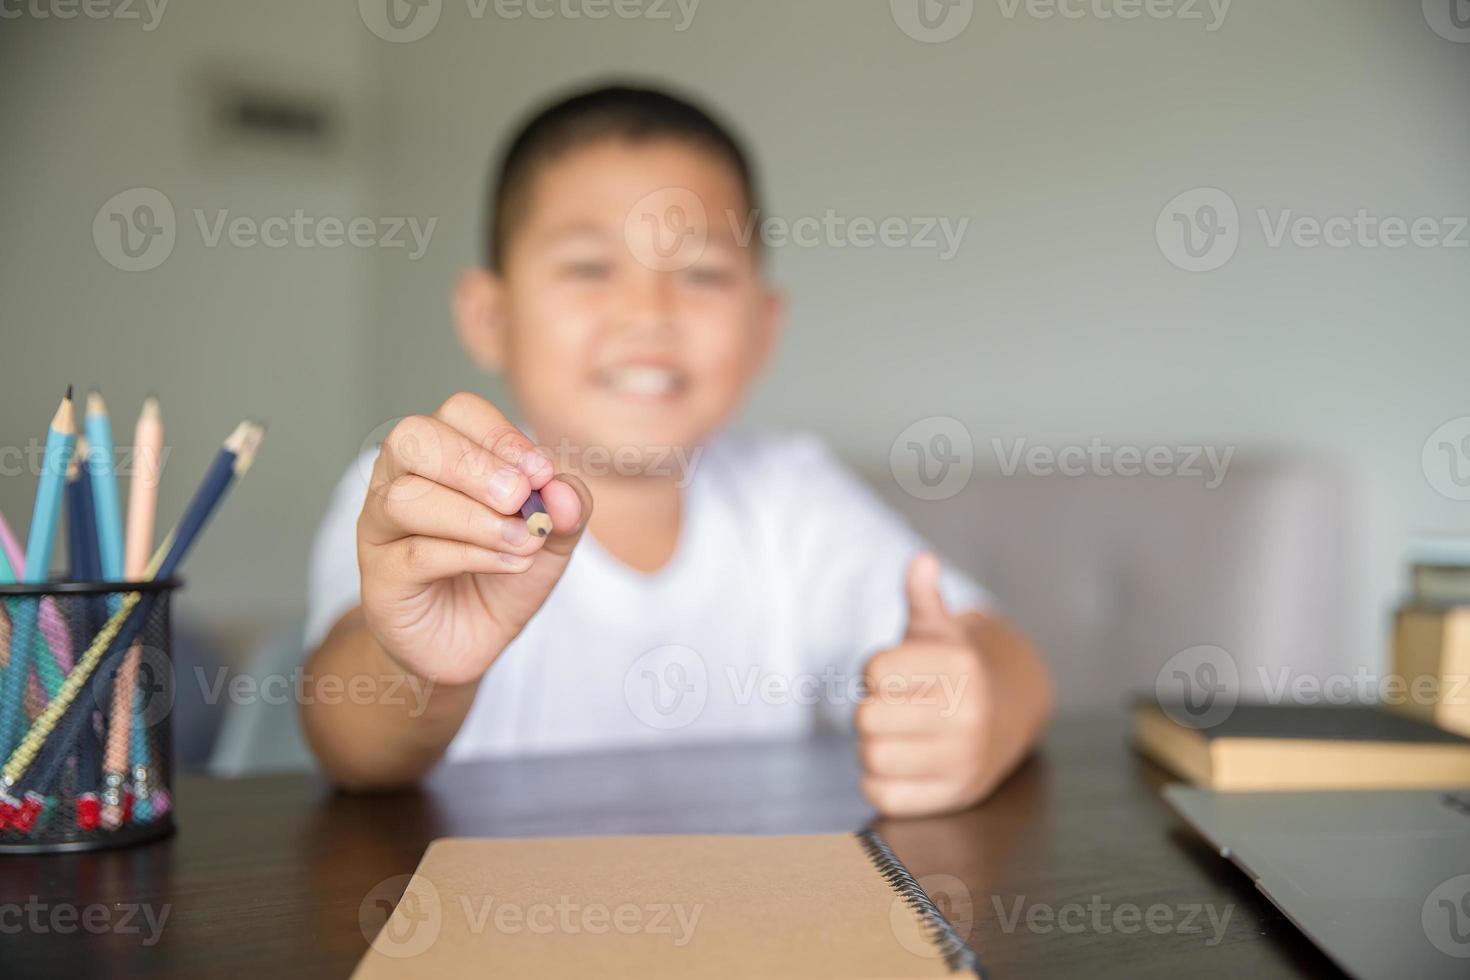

{"left": 356, "top": 392, "right": 590, "bottom": 686}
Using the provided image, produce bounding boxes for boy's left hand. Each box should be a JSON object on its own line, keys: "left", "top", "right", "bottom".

{"left": 855, "top": 553, "right": 1013, "bottom": 818}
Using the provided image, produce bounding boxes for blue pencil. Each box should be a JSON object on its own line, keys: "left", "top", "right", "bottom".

{"left": 84, "top": 392, "right": 125, "bottom": 583}
{"left": 0, "top": 388, "right": 76, "bottom": 755}
{"left": 66, "top": 444, "right": 106, "bottom": 823}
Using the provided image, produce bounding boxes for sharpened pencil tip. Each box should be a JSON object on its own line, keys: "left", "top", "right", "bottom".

{"left": 54, "top": 387, "right": 77, "bottom": 433}
{"left": 86, "top": 390, "right": 107, "bottom": 416}
{"left": 141, "top": 394, "right": 160, "bottom": 420}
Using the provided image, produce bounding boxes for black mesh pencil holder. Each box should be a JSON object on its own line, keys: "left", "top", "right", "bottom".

{"left": 0, "top": 579, "right": 180, "bottom": 853}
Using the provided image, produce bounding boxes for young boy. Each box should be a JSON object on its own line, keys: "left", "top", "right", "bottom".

{"left": 301, "top": 84, "right": 1053, "bottom": 817}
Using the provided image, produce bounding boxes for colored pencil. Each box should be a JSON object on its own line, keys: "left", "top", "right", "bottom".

{"left": 23, "top": 388, "right": 77, "bottom": 583}
{"left": 102, "top": 395, "right": 162, "bottom": 829}
{"left": 0, "top": 508, "right": 74, "bottom": 678}
{"left": 0, "top": 388, "right": 76, "bottom": 754}
{"left": 67, "top": 441, "right": 106, "bottom": 827}
{"left": 123, "top": 397, "right": 162, "bottom": 583}
{"left": 520, "top": 489, "right": 552, "bottom": 537}
{"left": 0, "top": 511, "right": 19, "bottom": 581}
{"left": 84, "top": 392, "right": 125, "bottom": 582}
{"left": 2, "top": 421, "right": 263, "bottom": 807}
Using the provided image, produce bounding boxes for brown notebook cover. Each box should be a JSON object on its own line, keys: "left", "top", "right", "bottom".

{"left": 353, "top": 832, "right": 980, "bottom": 979}
{"left": 1132, "top": 701, "right": 1470, "bottom": 790}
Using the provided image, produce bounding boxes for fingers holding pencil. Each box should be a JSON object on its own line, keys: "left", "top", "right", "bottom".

{"left": 356, "top": 393, "right": 591, "bottom": 686}
{"left": 368, "top": 393, "right": 584, "bottom": 545}
{"left": 362, "top": 479, "right": 550, "bottom": 560}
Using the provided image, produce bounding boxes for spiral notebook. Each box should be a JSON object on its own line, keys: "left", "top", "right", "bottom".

{"left": 353, "top": 832, "right": 982, "bottom": 979}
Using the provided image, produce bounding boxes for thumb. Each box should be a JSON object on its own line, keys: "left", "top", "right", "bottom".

{"left": 904, "top": 552, "right": 963, "bottom": 642}
{"left": 481, "top": 473, "right": 592, "bottom": 632}
{"left": 539, "top": 472, "right": 593, "bottom": 558}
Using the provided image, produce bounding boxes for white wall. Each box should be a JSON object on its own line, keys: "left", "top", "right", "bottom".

{"left": 3, "top": 0, "right": 1467, "bottom": 682}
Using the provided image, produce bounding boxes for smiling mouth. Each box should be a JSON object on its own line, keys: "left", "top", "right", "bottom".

{"left": 595, "top": 365, "right": 688, "bottom": 400}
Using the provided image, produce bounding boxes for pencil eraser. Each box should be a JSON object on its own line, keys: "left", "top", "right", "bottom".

{"left": 17, "top": 793, "right": 46, "bottom": 833}
{"left": 76, "top": 793, "right": 101, "bottom": 831}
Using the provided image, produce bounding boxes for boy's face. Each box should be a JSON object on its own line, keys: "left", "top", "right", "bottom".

{"left": 456, "top": 138, "right": 780, "bottom": 470}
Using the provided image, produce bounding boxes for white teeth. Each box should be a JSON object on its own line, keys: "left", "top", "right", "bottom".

{"left": 605, "top": 366, "right": 679, "bottom": 396}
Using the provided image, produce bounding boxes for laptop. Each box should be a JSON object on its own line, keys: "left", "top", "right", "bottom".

{"left": 1164, "top": 785, "right": 1470, "bottom": 979}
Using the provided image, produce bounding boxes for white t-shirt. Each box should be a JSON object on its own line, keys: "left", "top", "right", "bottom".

{"left": 305, "top": 431, "right": 990, "bottom": 760}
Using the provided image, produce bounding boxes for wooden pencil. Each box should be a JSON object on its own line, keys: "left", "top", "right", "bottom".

{"left": 67, "top": 439, "right": 107, "bottom": 828}
{"left": 0, "top": 387, "right": 76, "bottom": 755}
{"left": 521, "top": 488, "right": 552, "bottom": 537}
{"left": 102, "top": 395, "right": 162, "bottom": 829}
{"left": 84, "top": 391, "right": 126, "bottom": 582}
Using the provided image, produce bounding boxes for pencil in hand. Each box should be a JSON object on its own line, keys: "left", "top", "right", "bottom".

{"left": 520, "top": 489, "right": 552, "bottom": 538}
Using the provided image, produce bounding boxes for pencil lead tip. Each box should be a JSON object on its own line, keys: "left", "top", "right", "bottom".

{"left": 64, "top": 384, "right": 73, "bottom": 402}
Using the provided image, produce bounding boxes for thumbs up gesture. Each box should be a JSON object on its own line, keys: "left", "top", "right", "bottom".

{"left": 856, "top": 553, "right": 1054, "bottom": 818}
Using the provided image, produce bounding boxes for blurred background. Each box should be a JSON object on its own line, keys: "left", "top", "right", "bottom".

{"left": 0, "top": 0, "right": 1466, "bottom": 771}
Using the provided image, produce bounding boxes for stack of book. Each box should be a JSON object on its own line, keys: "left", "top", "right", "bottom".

{"left": 1392, "top": 547, "right": 1470, "bottom": 737}
{"left": 1132, "top": 540, "right": 1470, "bottom": 789}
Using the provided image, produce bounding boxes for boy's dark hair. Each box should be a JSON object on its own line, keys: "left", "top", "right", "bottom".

{"left": 485, "top": 82, "right": 760, "bottom": 270}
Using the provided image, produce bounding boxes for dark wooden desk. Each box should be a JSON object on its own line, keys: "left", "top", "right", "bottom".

{"left": 0, "top": 715, "right": 1340, "bottom": 978}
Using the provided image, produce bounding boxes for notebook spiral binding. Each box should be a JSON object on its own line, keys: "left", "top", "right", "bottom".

{"left": 856, "top": 828, "right": 986, "bottom": 979}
